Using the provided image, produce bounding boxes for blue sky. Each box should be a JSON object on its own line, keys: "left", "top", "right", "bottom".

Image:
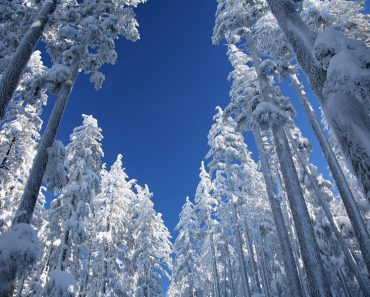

{"left": 40, "top": 0, "right": 369, "bottom": 292}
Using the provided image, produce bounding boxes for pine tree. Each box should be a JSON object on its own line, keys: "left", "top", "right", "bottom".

{"left": 44, "top": 114, "right": 103, "bottom": 296}
{"left": 0, "top": 0, "right": 58, "bottom": 118}
{"left": 87, "top": 154, "right": 136, "bottom": 297}
{"left": 168, "top": 197, "right": 198, "bottom": 297}
{"left": 264, "top": 0, "right": 370, "bottom": 203}
{"left": 12, "top": 0, "right": 147, "bottom": 229}
{"left": 131, "top": 183, "right": 172, "bottom": 297}
{"left": 0, "top": 51, "right": 47, "bottom": 232}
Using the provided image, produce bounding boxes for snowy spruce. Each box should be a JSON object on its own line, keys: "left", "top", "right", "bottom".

{"left": 0, "top": 0, "right": 370, "bottom": 297}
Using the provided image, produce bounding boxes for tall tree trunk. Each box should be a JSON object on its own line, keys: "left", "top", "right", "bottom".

{"left": 230, "top": 203, "right": 251, "bottom": 297}
{"left": 289, "top": 72, "right": 370, "bottom": 273}
{"left": 0, "top": 0, "right": 58, "bottom": 119}
{"left": 79, "top": 253, "right": 91, "bottom": 297}
{"left": 224, "top": 241, "right": 236, "bottom": 297}
{"left": 271, "top": 123, "right": 332, "bottom": 297}
{"left": 265, "top": 0, "right": 370, "bottom": 204}
{"left": 287, "top": 132, "right": 370, "bottom": 295}
{"left": 254, "top": 221, "right": 272, "bottom": 297}
{"left": 253, "top": 125, "right": 303, "bottom": 297}
{"left": 243, "top": 219, "right": 262, "bottom": 294}
{"left": 280, "top": 197, "right": 311, "bottom": 297}
{"left": 12, "top": 45, "right": 84, "bottom": 226}
{"left": 336, "top": 268, "right": 353, "bottom": 297}
{"left": 210, "top": 231, "right": 221, "bottom": 297}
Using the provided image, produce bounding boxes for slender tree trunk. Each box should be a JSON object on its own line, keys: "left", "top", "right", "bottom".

{"left": 271, "top": 123, "right": 332, "bottom": 297}
{"left": 280, "top": 198, "right": 311, "bottom": 297}
{"left": 210, "top": 231, "right": 221, "bottom": 297}
{"left": 253, "top": 125, "right": 303, "bottom": 297}
{"left": 230, "top": 203, "right": 251, "bottom": 297}
{"left": 223, "top": 255, "right": 227, "bottom": 297}
{"left": 289, "top": 72, "right": 370, "bottom": 274}
{"left": 12, "top": 45, "right": 84, "bottom": 226}
{"left": 287, "top": 132, "right": 370, "bottom": 295}
{"left": 253, "top": 222, "right": 271, "bottom": 297}
{"left": 79, "top": 253, "right": 91, "bottom": 297}
{"left": 265, "top": 0, "right": 370, "bottom": 203}
{"left": 243, "top": 219, "right": 262, "bottom": 294}
{"left": 224, "top": 242, "right": 236, "bottom": 297}
{"left": 58, "top": 228, "right": 71, "bottom": 271}
{"left": 336, "top": 268, "right": 352, "bottom": 297}
{"left": 0, "top": 0, "right": 58, "bottom": 119}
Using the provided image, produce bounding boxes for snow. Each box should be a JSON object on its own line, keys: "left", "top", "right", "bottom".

{"left": 0, "top": 223, "right": 40, "bottom": 294}
{"left": 43, "top": 269, "right": 77, "bottom": 297}
{"left": 251, "top": 102, "right": 289, "bottom": 127}
{"left": 44, "top": 140, "right": 68, "bottom": 192}
{"left": 314, "top": 28, "right": 370, "bottom": 111}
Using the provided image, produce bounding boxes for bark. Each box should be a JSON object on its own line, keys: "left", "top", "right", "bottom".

{"left": 253, "top": 125, "right": 303, "bottom": 297}
{"left": 254, "top": 222, "right": 271, "bottom": 297}
{"left": 12, "top": 45, "right": 84, "bottom": 226}
{"left": 266, "top": 0, "right": 370, "bottom": 205}
{"left": 278, "top": 192, "right": 311, "bottom": 297}
{"left": 224, "top": 242, "right": 236, "bottom": 297}
{"left": 271, "top": 123, "right": 332, "bottom": 297}
{"left": 243, "top": 219, "right": 262, "bottom": 294}
{"left": 0, "top": 0, "right": 58, "bottom": 119}
{"left": 0, "top": 136, "right": 16, "bottom": 171}
{"left": 287, "top": 132, "right": 370, "bottom": 296}
{"left": 289, "top": 72, "right": 370, "bottom": 274}
{"left": 58, "top": 227, "right": 71, "bottom": 271}
{"left": 79, "top": 253, "right": 91, "bottom": 297}
{"left": 336, "top": 268, "right": 352, "bottom": 297}
{"left": 210, "top": 231, "right": 221, "bottom": 297}
{"left": 230, "top": 203, "right": 251, "bottom": 297}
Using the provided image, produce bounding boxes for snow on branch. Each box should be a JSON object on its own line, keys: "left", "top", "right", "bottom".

{"left": 0, "top": 223, "right": 40, "bottom": 294}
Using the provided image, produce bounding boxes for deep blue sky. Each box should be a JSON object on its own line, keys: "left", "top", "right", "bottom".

{"left": 40, "top": 0, "right": 369, "bottom": 292}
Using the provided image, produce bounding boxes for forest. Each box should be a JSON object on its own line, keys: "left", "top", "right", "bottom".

{"left": 0, "top": 0, "right": 369, "bottom": 296}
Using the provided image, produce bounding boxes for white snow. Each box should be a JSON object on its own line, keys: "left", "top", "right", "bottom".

{"left": 0, "top": 223, "right": 40, "bottom": 294}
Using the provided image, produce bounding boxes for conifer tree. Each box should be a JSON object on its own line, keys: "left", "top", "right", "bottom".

{"left": 44, "top": 114, "right": 103, "bottom": 296}
{"left": 168, "top": 197, "right": 198, "bottom": 297}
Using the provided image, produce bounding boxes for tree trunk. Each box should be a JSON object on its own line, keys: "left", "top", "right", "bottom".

{"left": 253, "top": 125, "right": 303, "bottom": 297}
{"left": 289, "top": 72, "right": 370, "bottom": 274}
{"left": 0, "top": 0, "right": 58, "bottom": 119}
{"left": 271, "top": 123, "right": 332, "bottom": 297}
{"left": 336, "top": 268, "right": 352, "bottom": 297}
{"left": 12, "top": 45, "right": 84, "bottom": 226}
{"left": 287, "top": 132, "right": 370, "bottom": 296}
{"left": 254, "top": 221, "right": 272, "bottom": 297}
{"left": 79, "top": 253, "right": 91, "bottom": 297}
{"left": 266, "top": 0, "right": 370, "bottom": 204}
{"left": 243, "top": 219, "right": 262, "bottom": 294}
{"left": 230, "top": 202, "right": 251, "bottom": 297}
{"left": 224, "top": 241, "right": 236, "bottom": 297}
{"left": 210, "top": 231, "right": 221, "bottom": 297}
{"left": 280, "top": 198, "right": 311, "bottom": 297}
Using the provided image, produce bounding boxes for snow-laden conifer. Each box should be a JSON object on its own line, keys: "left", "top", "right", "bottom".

{"left": 168, "top": 197, "right": 198, "bottom": 297}
{"left": 44, "top": 114, "right": 103, "bottom": 296}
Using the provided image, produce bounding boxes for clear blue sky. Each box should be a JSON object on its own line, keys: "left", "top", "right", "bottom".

{"left": 40, "top": 0, "right": 369, "bottom": 292}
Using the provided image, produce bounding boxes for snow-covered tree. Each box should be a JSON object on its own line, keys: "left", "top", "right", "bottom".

{"left": 264, "top": 0, "right": 370, "bottom": 206}
{"left": 0, "top": 50, "right": 47, "bottom": 232}
{"left": 131, "top": 183, "right": 172, "bottom": 297}
{"left": 44, "top": 114, "right": 103, "bottom": 296}
{"left": 0, "top": 0, "right": 57, "bottom": 119}
{"left": 13, "top": 0, "right": 148, "bottom": 230}
{"left": 87, "top": 154, "right": 136, "bottom": 297}
{"left": 168, "top": 197, "right": 198, "bottom": 297}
